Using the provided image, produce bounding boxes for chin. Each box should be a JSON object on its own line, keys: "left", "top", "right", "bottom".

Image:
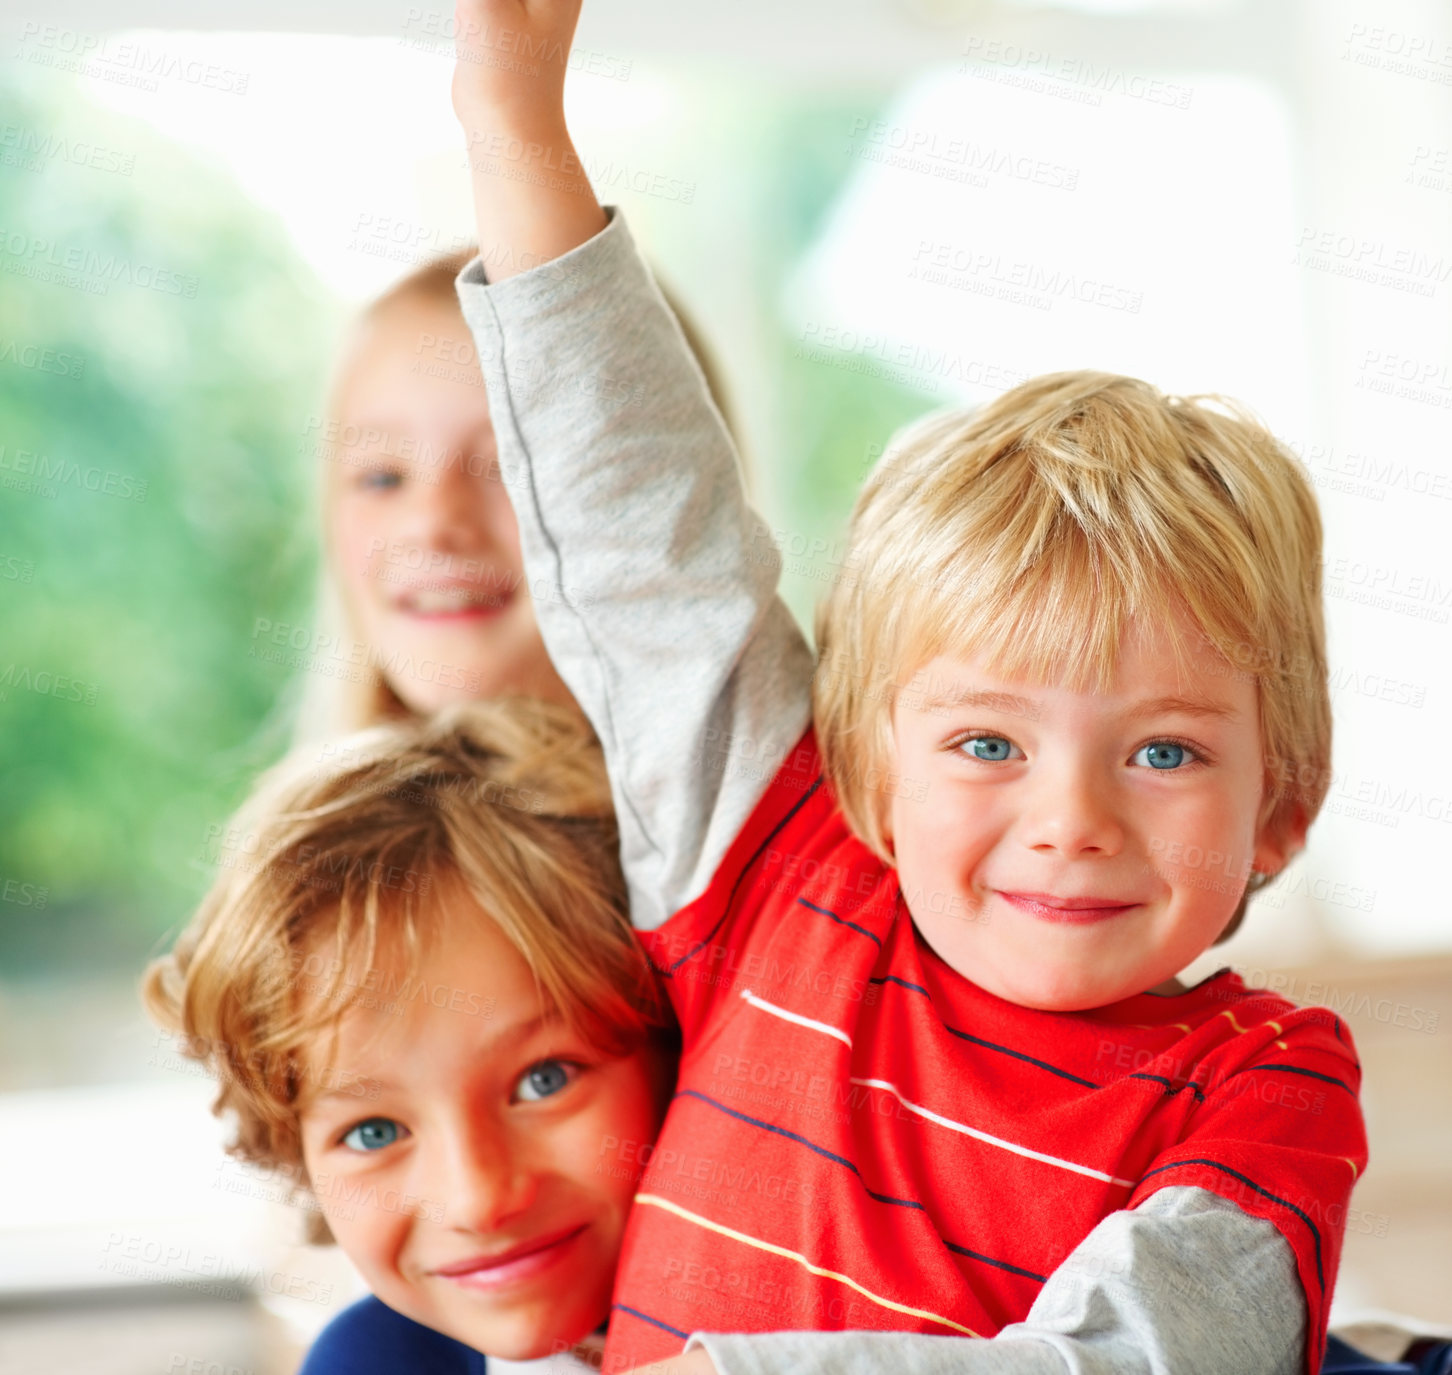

{"left": 392, "top": 676, "right": 489, "bottom": 716}
{"left": 432, "top": 1318, "right": 542, "bottom": 1363}
{"left": 997, "top": 969, "right": 1118, "bottom": 1013}
{"left": 467, "top": 1314, "right": 597, "bottom": 1363}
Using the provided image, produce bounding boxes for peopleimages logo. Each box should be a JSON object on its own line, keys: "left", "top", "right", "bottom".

{"left": 13, "top": 24, "right": 250, "bottom": 95}
{"left": 0, "top": 123, "right": 135, "bottom": 177}
{"left": 959, "top": 39, "right": 1195, "bottom": 110}
{"left": 0, "top": 229, "right": 199, "bottom": 298}
{"left": 0, "top": 338, "right": 85, "bottom": 378}
{"left": 846, "top": 117, "right": 1082, "bottom": 192}
{"left": 0, "top": 444, "right": 148, "bottom": 502}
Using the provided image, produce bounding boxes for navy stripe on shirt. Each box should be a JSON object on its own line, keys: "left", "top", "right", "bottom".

{"left": 1139, "top": 1157, "right": 1325, "bottom": 1291}
{"left": 612, "top": 1304, "right": 690, "bottom": 1341}
{"left": 1241, "top": 1063, "right": 1357, "bottom": 1096}
{"left": 796, "top": 895, "right": 883, "bottom": 948}
{"left": 1129, "top": 1072, "right": 1208, "bottom": 1103}
{"left": 869, "top": 975, "right": 1101, "bottom": 1090}
{"left": 661, "top": 776, "right": 824, "bottom": 976}
{"left": 674, "top": 1087, "right": 1046, "bottom": 1283}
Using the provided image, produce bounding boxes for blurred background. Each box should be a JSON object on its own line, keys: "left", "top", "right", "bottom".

{"left": 1, "top": 0, "right": 1448, "bottom": 1370}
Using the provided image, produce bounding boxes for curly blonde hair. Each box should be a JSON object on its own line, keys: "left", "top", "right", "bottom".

{"left": 143, "top": 699, "right": 672, "bottom": 1216}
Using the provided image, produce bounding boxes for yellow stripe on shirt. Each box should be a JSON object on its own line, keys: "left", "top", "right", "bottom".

{"left": 632, "top": 1192, "right": 982, "bottom": 1336}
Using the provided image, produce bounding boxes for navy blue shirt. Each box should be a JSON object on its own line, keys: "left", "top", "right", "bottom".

{"left": 298, "top": 1296, "right": 486, "bottom": 1375}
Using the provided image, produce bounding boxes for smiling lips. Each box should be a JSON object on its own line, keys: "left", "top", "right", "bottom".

{"left": 998, "top": 891, "right": 1141, "bottom": 924}
{"left": 394, "top": 581, "right": 513, "bottom": 620}
{"left": 432, "top": 1223, "right": 588, "bottom": 1290}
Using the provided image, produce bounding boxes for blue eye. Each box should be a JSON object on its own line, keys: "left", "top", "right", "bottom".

{"left": 341, "top": 1118, "right": 402, "bottom": 1152}
{"left": 357, "top": 468, "right": 403, "bottom": 492}
{"left": 516, "top": 1059, "right": 576, "bottom": 1103}
{"left": 961, "top": 736, "right": 1020, "bottom": 762}
{"left": 1134, "top": 742, "right": 1189, "bottom": 770}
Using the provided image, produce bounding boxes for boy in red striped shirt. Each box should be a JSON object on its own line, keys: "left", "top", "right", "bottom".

{"left": 450, "top": 4, "right": 1367, "bottom": 1373}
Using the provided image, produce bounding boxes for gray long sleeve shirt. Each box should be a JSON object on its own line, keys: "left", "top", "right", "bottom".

{"left": 455, "top": 210, "right": 1307, "bottom": 1375}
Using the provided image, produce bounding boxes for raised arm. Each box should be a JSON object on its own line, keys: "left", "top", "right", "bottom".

{"left": 451, "top": 0, "right": 813, "bottom": 930}
{"left": 451, "top": 0, "right": 605, "bottom": 275}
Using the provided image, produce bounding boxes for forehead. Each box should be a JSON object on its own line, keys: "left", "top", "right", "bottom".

{"left": 903, "top": 611, "right": 1256, "bottom": 721}
{"left": 357, "top": 291, "right": 469, "bottom": 368}
{"left": 294, "top": 900, "right": 554, "bottom": 1098}
{"left": 335, "top": 295, "right": 489, "bottom": 431}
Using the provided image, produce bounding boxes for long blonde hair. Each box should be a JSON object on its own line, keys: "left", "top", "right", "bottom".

{"left": 293, "top": 251, "right": 736, "bottom": 743}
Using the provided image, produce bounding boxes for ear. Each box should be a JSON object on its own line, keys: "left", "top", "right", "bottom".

{"left": 873, "top": 718, "right": 899, "bottom": 863}
{"left": 1252, "top": 798, "right": 1308, "bottom": 878}
{"left": 874, "top": 797, "right": 897, "bottom": 865}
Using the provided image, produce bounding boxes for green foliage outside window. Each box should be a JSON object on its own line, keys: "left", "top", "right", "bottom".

{"left": 0, "top": 73, "right": 339, "bottom": 972}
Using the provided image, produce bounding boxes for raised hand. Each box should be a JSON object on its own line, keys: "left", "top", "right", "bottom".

{"left": 450, "top": 0, "right": 583, "bottom": 133}
{"left": 450, "top": 0, "right": 606, "bottom": 278}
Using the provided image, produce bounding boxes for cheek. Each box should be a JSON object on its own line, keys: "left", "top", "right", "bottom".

{"left": 482, "top": 481, "right": 525, "bottom": 566}
{"left": 301, "top": 1152, "right": 354, "bottom": 1248}
{"left": 893, "top": 777, "right": 985, "bottom": 867}
{"left": 331, "top": 501, "right": 387, "bottom": 592}
{"left": 1158, "top": 786, "right": 1258, "bottom": 854}
{"left": 314, "top": 1179, "right": 406, "bottom": 1289}
{"left": 580, "top": 1063, "right": 665, "bottom": 1200}
{"left": 883, "top": 727, "right": 964, "bottom": 849}
{"left": 301, "top": 1143, "right": 395, "bottom": 1261}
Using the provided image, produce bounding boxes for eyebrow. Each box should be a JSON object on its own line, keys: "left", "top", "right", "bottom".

{"left": 916, "top": 688, "right": 1238, "bottom": 722}
{"left": 918, "top": 688, "right": 1039, "bottom": 716}
{"left": 1121, "top": 695, "right": 1240, "bottom": 723}
{"left": 299, "top": 1009, "right": 559, "bottom": 1110}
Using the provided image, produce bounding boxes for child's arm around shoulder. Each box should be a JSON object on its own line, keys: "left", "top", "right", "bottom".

{"left": 629, "top": 1188, "right": 1305, "bottom": 1375}
{"left": 451, "top": 0, "right": 814, "bottom": 931}
{"left": 630, "top": 999, "right": 1366, "bottom": 1375}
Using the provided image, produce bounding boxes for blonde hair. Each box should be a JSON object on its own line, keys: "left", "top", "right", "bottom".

{"left": 814, "top": 371, "right": 1328, "bottom": 927}
{"left": 295, "top": 249, "right": 485, "bottom": 741}
{"left": 295, "top": 249, "right": 736, "bottom": 742}
{"left": 143, "top": 698, "right": 671, "bottom": 1194}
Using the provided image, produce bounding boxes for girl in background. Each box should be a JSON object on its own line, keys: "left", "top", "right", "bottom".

{"left": 293, "top": 249, "right": 733, "bottom": 739}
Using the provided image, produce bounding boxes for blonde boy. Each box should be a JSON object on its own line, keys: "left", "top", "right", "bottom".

{"left": 144, "top": 700, "right": 675, "bottom": 1361}
{"left": 444, "top": 4, "right": 1366, "bottom": 1374}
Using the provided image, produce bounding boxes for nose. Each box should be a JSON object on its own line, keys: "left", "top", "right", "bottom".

{"left": 1018, "top": 759, "right": 1125, "bottom": 858}
{"left": 426, "top": 1116, "right": 540, "bottom": 1235}
{"left": 395, "top": 455, "right": 501, "bottom": 570}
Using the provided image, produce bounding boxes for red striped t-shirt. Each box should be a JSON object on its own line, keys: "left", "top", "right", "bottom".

{"left": 605, "top": 732, "right": 1367, "bottom": 1374}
